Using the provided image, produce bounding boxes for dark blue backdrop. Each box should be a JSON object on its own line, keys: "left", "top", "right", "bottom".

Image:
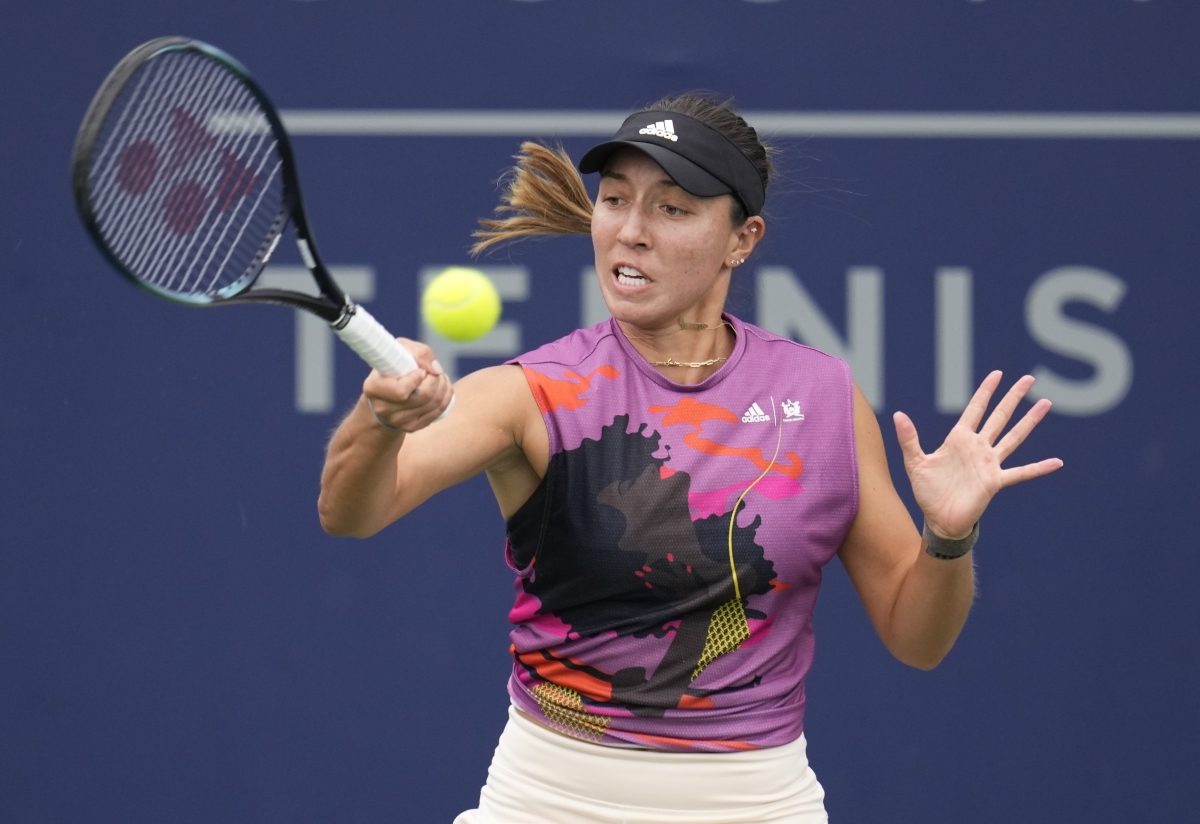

{"left": 2, "top": 2, "right": 1197, "bottom": 822}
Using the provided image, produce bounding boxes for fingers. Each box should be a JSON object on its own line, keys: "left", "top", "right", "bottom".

{"left": 1000, "top": 456, "right": 1064, "bottom": 488}
{"left": 994, "top": 396, "right": 1053, "bottom": 461}
{"left": 398, "top": 338, "right": 444, "bottom": 378}
{"left": 363, "top": 338, "right": 444, "bottom": 406}
{"left": 958, "top": 370, "right": 1003, "bottom": 431}
{"left": 362, "top": 367, "right": 453, "bottom": 433}
{"left": 364, "top": 365, "right": 426, "bottom": 404}
{"left": 980, "top": 374, "right": 1037, "bottom": 444}
{"left": 398, "top": 392, "right": 452, "bottom": 432}
{"left": 892, "top": 410, "right": 926, "bottom": 467}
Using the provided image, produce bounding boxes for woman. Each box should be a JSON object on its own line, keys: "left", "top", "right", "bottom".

{"left": 318, "top": 96, "right": 1062, "bottom": 823}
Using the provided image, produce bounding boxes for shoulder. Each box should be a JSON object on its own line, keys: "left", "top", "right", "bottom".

{"left": 734, "top": 316, "right": 853, "bottom": 379}
{"left": 449, "top": 362, "right": 535, "bottom": 423}
{"left": 510, "top": 320, "right": 619, "bottom": 370}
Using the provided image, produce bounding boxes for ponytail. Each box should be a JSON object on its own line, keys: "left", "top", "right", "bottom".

{"left": 471, "top": 142, "right": 593, "bottom": 256}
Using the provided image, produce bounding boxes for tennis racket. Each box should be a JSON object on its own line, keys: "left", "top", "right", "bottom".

{"left": 72, "top": 36, "right": 449, "bottom": 414}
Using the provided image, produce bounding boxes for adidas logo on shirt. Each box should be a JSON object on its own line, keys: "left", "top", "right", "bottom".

{"left": 741, "top": 402, "right": 771, "bottom": 423}
{"left": 638, "top": 119, "right": 679, "bottom": 142}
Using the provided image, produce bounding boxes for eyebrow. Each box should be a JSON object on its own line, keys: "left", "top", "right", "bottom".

{"left": 599, "top": 169, "right": 680, "bottom": 189}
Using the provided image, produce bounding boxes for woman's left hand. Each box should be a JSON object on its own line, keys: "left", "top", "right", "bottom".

{"left": 893, "top": 371, "right": 1063, "bottom": 540}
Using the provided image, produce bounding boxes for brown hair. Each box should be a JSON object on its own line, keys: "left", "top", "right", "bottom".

{"left": 471, "top": 95, "right": 773, "bottom": 256}
{"left": 471, "top": 142, "right": 593, "bottom": 256}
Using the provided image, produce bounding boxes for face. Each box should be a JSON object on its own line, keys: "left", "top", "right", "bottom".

{"left": 591, "top": 149, "right": 758, "bottom": 332}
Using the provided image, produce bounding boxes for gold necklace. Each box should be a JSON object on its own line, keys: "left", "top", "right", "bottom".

{"left": 647, "top": 356, "right": 729, "bottom": 368}
{"left": 643, "top": 320, "right": 736, "bottom": 368}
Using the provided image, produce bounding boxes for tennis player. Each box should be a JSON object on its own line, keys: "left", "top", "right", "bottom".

{"left": 318, "top": 95, "right": 1062, "bottom": 823}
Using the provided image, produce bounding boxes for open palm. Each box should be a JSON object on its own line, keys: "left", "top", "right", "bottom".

{"left": 893, "top": 372, "right": 1063, "bottom": 540}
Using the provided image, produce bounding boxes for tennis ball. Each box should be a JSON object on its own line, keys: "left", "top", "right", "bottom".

{"left": 421, "top": 266, "right": 502, "bottom": 342}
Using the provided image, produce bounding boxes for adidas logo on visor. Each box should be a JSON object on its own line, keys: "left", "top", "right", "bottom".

{"left": 638, "top": 119, "right": 679, "bottom": 142}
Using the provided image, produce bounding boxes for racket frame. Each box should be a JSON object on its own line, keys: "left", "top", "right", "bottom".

{"left": 73, "top": 36, "right": 440, "bottom": 404}
{"left": 72, "top": 37, "right": 349, "bottom": 324}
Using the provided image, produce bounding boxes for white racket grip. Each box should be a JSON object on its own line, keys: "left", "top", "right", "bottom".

{"left": 333, "top": 305, "right": 454, "bottom": 420}
{"left": 334, "top": 305, "right": 418, "bottom": 376}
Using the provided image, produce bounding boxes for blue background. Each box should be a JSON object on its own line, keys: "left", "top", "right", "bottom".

{"left": 2, "top": 2, "right": 1197, "bottom": 822}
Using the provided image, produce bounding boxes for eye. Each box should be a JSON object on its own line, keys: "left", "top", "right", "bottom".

{"left": 661, "top": 204, "right": 687, "bottom": 217}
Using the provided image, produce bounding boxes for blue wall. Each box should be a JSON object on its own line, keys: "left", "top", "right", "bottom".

{"left": 2, "top": 2, "right": 1197, "bottom": 822}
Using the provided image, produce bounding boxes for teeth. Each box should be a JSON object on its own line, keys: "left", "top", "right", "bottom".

{"left": 616, "top": 266, "right": 649, "bottom": 286}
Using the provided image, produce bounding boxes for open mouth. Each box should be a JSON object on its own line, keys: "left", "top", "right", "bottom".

{"left": 615, "top": 265, "right": 650, "bottom": 287}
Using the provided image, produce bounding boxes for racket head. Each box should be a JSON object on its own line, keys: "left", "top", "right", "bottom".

{"left": 72, "top": 37, "right": 303, "bottom": 307}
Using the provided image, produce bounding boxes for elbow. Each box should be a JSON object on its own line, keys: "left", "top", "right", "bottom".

{"left": 900, "top": 651, "right": 948, "bottom": 671}
{"left": 888, "top": 640, "right": 953, "bottom": 671}
{"left": 880, "top": 612, "right": 969, "bottom": 671}
{"left": 317, "top": 509, "right": 359, "bottom": 538}
{"left": 318, "top": 514, "right": 356, "bottom": 538}
{"left": 319, "top": 515, "right": 379, "bottom": 540}
{"left": 316, "top": 490, "right": 344, "bottom": 536}
{"left": 317, "top": 493, "right": 381, "bottom": 539}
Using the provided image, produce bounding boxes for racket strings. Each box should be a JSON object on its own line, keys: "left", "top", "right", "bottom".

{"left": 96, "top": 56, "right": 222, "bottom": 254}
{"left": 116, "top": 61, "right": 235, "bottom": 280}
{"left": 156, "top": 95, "right": 270, "bottom": 291}
{"left": 91, "top": 51, "right": 195, "bottom": 214}
{"left": 99, "top": 52, "right": 273, "bottom": 278}
{"left": 106, "top": 60, "right": 233, "bottom": 281}
{"left": 156, "top": 74, "right": 268, "bottom": 290}
{"left": 94, "top": 54, "right": 265, "bottom": 291}
{"left": 87, "top": 49, "right": 285, "bottom": 298}
{"left": 145, "top": 61, "right": 280, "bottom": 292}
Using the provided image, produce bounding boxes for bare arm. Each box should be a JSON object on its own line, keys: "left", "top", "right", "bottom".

{"left": 318, "top": 340, "right": 543, "bottom": 538}
{"left": 838, "top": 373, "right": 1062, "bottom": 669}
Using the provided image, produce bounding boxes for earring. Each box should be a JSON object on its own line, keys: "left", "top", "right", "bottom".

{"left": 750, "top": 227, "right": 758, "bottom": 233}
{"left": 732, "top": 258, "right": 745, "bottom": 266}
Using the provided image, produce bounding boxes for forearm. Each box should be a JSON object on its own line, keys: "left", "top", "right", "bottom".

{"left": 318, "top": 396, "right": 407, "bottom": 538}
{"left": 883, "top": 543, "right": 976, "bottom": 670}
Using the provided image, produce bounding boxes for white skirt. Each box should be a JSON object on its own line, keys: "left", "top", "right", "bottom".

{"left": 453, "top": 705, "right": 827, "bottom": 824}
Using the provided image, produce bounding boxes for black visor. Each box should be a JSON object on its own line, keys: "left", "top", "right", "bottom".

{"left": 578, "top": 110, "right": 766, "bottom": 217}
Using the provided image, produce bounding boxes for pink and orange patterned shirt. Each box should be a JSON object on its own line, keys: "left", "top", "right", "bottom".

{"left": 505, "top": 314, "right": 858, "bottom": 752}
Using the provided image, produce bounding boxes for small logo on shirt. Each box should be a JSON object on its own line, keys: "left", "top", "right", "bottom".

{"left": 741, "top": 402, "right": 771, "bottom": 423}
{"left": 638, "top": 119, "right": 679, "bottom": 142}
{"left": 782, "top": 399, "right": 805, "bottom": 422}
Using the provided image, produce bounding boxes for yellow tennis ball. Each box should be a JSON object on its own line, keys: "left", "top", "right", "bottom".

{"left": 421, "top": 266, "right": 502, "bottom": 342}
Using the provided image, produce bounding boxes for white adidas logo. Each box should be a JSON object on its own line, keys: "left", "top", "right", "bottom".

{"left": 638, "top": 119, "right": 679, "bottom": 142}
{"left": 741, "top": 402, "right": 771, "bottom": 423}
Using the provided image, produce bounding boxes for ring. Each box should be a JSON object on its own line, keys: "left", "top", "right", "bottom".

{"left": 410, "top": 387, "right": 420, "bottom": 399}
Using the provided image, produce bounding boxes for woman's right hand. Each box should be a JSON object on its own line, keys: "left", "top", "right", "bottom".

{"left": 362, "top": 338, "right": 454, "bottom": 434}
{"left": 319, "top": 353, "right": 544, "bottom": 538}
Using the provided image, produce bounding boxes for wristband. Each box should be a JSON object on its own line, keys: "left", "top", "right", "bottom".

{"left": 365, "top": 396, "right": 402, "bottom": 432}
{"left": 923, "top": 521, "right": 979, "bottom": 560}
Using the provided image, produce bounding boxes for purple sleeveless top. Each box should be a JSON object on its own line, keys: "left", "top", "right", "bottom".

{"left": 505, "top": 314, "right": 858, "bottom": 752}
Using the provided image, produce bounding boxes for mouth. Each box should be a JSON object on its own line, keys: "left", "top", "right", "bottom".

{"left": 614, "top": 265, "right": 651, "bottom": 288}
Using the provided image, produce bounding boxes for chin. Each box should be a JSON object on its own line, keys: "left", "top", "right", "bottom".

{"left": 605, "top": 298, "right": 669, "bottom": 328}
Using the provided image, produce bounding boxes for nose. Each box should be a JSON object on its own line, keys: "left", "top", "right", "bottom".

{"left": 615, "top": 205, "right": 650, "bottom": 249}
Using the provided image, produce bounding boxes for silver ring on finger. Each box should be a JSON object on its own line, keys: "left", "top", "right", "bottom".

{"left": 409, "top": 387, "right": 420, "bottom": 399}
